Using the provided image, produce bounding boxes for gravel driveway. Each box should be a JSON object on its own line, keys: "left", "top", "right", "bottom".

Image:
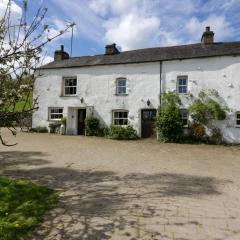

{"left": 1, "top": 130, "right": 240, "bottom": 240}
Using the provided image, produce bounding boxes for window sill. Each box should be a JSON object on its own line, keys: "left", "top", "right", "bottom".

{"left": 48, "top": 119, "right": 61, "bottom": 122}
{"left": 115, "top": 94, "right": 129, "bottom": 96}
{"left": 235, "top": 125, "right": 240, "bottom": 128}
{"left": 59, "top": 95, "right": 78, "bottom": 97}
{"left": 177, "top": 93, "right": 190, "bottom": 96}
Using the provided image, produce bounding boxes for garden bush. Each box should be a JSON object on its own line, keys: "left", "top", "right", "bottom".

{"left": 156, "top": 92, "right": 183, "bottom": 142}
{"left": 107, "top": 125, "right": 138, "bottom": 140}
{"left": 30, "top": 126, "right": 48, "bottom": 133}
{"left": 189, "top": 89, "right": 227, "bottom": 125}
{"left": 85, "top": 116, "right": 101, "bottom": 136}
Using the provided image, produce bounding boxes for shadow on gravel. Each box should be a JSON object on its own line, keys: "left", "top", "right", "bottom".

{"left": 3, "top": 156, "right": 231, "bottom": 240}
{"left": 0, "top": 151, "right": 51, "bottom": 167}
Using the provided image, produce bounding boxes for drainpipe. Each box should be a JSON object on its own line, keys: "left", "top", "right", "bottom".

{"left": 157, "top": 61, "right": 163, "bottom": 141}
{"left": 159, "top": 61, "right": 162, "bottom": 106}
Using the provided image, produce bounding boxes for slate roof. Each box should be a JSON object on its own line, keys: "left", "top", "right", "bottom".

{"left": 40, "top": 41, "right": 240, "bottom": 69}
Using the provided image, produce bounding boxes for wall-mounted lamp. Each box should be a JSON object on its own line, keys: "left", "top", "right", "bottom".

{"left": 80, "top": 97, "right": 84, "bottom": 104}
{"left": 147, "top": 99, "right": 151, "bottom": 106}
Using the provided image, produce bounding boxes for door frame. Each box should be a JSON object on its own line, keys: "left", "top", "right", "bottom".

{"left": 141, "top": 108, "right": 157, "bottom": 138}
{"left": 76, "top": 108, "right": 87, "bottom": 135}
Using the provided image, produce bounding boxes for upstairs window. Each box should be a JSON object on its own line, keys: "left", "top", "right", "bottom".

{"left": 177, "top": 76, "right": 188, "bottom": 94}
{"left": 180, "top": 109, "right": 189, "bottom": 127}
{"left": 236, "top": 112, "right": 240, "bottom": 127}
{"left": 113, "top": 110, "right": 128, "bottom": 125}
{"left": 64, "top": 77, "right": 77, "bottom": 95}
{"left": 49, "top": 108, "right": 63, "bottom": 121}
{"left": 116, "top": 78, "right": 126, "bottom": 95}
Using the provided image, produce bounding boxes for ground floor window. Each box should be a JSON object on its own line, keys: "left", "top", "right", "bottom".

{"left": 48, "top": 107, "right": 63, "bottom": 121}
{"left": 236, "top": 112, "right": 240, "bottom": 127}
{"left": 112, "top": 110, "right": 128, "bottom": 125}
{"left": 180, "top": 109, "right": 189, "bottom": 127}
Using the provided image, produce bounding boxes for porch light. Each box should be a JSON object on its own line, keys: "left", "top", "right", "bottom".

{"left": 147, "top": 99, "right": 151, "bottom": 106}
{"left": 80, "top": 97, "right": 84, "bottom": 104}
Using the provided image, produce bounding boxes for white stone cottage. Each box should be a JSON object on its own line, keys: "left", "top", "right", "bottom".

{"left": 33, "top": 27, "right": 240, "bottom": 143}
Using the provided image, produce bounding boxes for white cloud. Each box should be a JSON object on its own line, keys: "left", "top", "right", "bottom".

{"left": 0, "top": 0, "right": 22, "bottom": 22}
{"left": 186, "top": 15, "right": 234, "bottom": 41}
{"left": 89, "top": 0, "right": 139, "bottom": 17}
{"left": 104, "top": 13, "right": 160, "bottom": 50}
{"left": 40, "top": 55, "right": 54, "bottom": 65}
{"left": 50, "top": 0, "right": 104, "bottom": 45}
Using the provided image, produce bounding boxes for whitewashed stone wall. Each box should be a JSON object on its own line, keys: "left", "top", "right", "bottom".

{"left": 33, "top": 62, "right": 160, "bottom": 136}
{"left": 162, "top": 56, "right": 240, "bottom": 143}
{"left": 33, "top": 55, "right": 240, "bottom": 142}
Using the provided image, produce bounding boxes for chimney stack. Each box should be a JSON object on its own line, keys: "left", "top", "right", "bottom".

{"left": 54, "top": 45, "right": 70, "bottom": 61}
{"left": 105, "top": 43, "right": 120, "bottom": 55}
{"left": 201, "top": 26, "right": 214, "bottom": 45}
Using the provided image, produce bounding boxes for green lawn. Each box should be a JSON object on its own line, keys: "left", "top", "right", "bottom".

{"left": 0, "top": 178, "right": 58, "bottom": 240}
{"left": 6, "top": 92, "right": 33, "bottom": 112}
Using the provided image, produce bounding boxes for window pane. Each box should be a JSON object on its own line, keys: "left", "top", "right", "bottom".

{"left": 118, "top": 79, "right": 126, "bottom": 87}
{"left": 119, "top": 119, "right": 124, "bottom": 125}
{"left": 49, "top": 108, "right": 63, "bottom": 120}
{"left": 114, "top": 112, "right": 119, "bottom": 118}
{"left": 179, "top": 86, "right": 187, "bottom": 93}
{"left": 181, "top": 111, "right": 188, "bottom": 118}
{"left": 237, "top": 113, "right": 240, "bottom": 119}
{"left": 118, "top": 86, "right": 126, "bottom": 94}
{"left": 119, "top": 112, "right": 123, "bottom": 118}
{"left": 64, "top": 78, "right": 77, "bottom": 87}
{"left": 237, "top": 120, "right": 240, "bottom": 125}
{"left": 113, "top": 111, "right": 128, "bottom": 125}
{"left": 183, "top": 119, "right": 188, "bottom": 126}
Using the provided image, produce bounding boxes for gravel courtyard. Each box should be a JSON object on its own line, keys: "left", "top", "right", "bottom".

{"left": 1, "top": 131, "right": 240, "bottom": 240}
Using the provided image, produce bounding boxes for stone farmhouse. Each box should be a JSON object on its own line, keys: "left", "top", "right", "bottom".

{"left": 34, "top": 27, "right": 240, "bottom": 143}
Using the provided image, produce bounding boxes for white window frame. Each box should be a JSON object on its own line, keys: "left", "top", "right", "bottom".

{"left": 112, "top": 110, "right": 128, "bottom": 126}
{"left": 116, "top": 78, "right": 127, "bottom": 95}
{"left": 48, "top": 107, "right": 63, "bottom": 121}
{"left": 180, "top": 109, "right": 189, "bottom": 127}
{"left": 236, "top": 112, "right": 240, "bottom": 127}
{"left": 177, "top": 76, "right": 188, "bottom": 94}
{"left": 63, "top": 77, "right": 77, "bottom": 96}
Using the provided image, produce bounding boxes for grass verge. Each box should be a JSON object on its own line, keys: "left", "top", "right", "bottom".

{"left": 0, "top": 177, "right": 58, "bottom": 240}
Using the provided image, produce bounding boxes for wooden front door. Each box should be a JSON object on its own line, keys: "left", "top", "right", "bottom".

{"left": 77, "top": 109, "right": 86, "bottom": 135}
{"left": 141, "top": 109, "right": 156, "bottom": 138}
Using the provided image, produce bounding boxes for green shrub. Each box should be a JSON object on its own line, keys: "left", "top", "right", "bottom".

{"left": 60, "top": 117, "right": 67, "bottom": 125}
{"left": 107, "top": 125, "right": 138, "bottom": 140}
{"left": 156, "top": 92, "right": 183, "bottom": 142}
{"left": 30, "top": 126, "right": 48, "bottom": 133}
{"left": 189, "top": 89, "right": 227, "bottom": 126}
{"left": 85, "top": 116, "right": 101, "bottom": 136}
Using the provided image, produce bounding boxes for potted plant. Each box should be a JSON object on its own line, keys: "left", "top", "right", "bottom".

{"left": 60, "top": 117, "right": 67, "bottom": 135}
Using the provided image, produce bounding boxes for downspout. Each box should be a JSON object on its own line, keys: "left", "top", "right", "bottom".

{"left": 157, "top": 61, "right": 163, "bottom": 141}
{"left": 159, "top": 61, "right": 162, "bottom": 106}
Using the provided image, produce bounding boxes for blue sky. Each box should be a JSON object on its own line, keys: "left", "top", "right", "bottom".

{"left": 2, "top": 0, "right": 240, "bottom": 61}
